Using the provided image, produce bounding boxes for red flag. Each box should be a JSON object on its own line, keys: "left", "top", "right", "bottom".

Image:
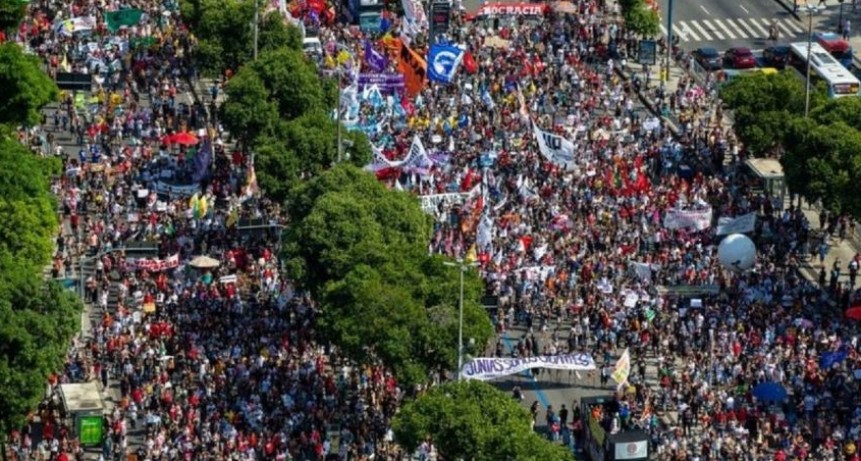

{"left": 462, "top": 51, "right": 478, "bottom": 74}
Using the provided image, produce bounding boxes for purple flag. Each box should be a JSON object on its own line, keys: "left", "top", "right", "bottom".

{"left": 364, "top": 40, "right": 388, "bottom": 73}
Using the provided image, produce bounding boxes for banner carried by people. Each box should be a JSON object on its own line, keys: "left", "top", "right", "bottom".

{"left": 55, "top": 16, "right": 96, "bottom": 35}
{"left": 473, "top": 2, "right": 549, "bottom": 17}
{"left": 419, "top": 193, "right": 467, "bottom": 214}
{"left": 397, "top": 39, "right": 427, "bottom": 97}
{"left": 427, "top": 44, "right": 464, "bottom": 84}
{"left": 532, "top": 122, "right": 576, "bottom": 170}
{"left": 401, "top": 135, "right": 433, "bottom": 174}
{"left": 364, "top": 143, "right": 404, "bottom": 172}
{"left": 460, "top": 354, "right": 596, "bottom": 381}
{"left": 663, "top": 207, "right": 713, "bottom": 231}
{"left": 356, "top": 73, "right": 405, "bottom": 94}
{"left": 716, "top": 212, "right": 756, "bottom": 235}
{"left": 129, "top": 254, "right": 180, "bottom": 272}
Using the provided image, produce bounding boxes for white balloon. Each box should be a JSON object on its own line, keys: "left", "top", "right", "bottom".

{"left": 718, "top": 233, "right": 757, "bottom": 271}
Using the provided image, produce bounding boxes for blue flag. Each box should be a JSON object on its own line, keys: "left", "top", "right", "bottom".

{"left": 427, "top": 44, "right": 464, "bottom": 84}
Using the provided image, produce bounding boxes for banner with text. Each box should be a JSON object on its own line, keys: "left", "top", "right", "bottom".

{"left": 663, "top": 207, "right": 712, "bottom": 231}
{"left": 129, "top": 254, "right": 180, "bottom": 272}
{"left": 533, "top": 122, "right": 576, "bottom": 170}
{"left": 420, "top": 192, "right": 467, "bottom": 214}
{"left": 716, "top": 212, "right": 756, "bottom": 235}
{"left": 460, "top": 354, "right": 596, "bottom": 381}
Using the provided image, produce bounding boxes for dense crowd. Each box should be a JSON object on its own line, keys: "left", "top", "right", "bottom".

{"left": 5, "top": 0, "right": 861, "bottom": 460}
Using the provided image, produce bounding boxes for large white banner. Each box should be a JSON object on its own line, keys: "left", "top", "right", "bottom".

{"left": 419, "top": 193, "right": 467, "bottom": 214}
{"left": 460, "top": 354, "right": 596, "bottom": 381}
{"left": 128, "top": 254, "right": 179, "bottom": 272}
{"left": 663, "top": 207, "right": 712, "bottom": 231}
{"left": 533, "top": 123, "right": 576, "bottom": 170}
{"left": 716, "top": 212, "right": 756, "bottom": 235}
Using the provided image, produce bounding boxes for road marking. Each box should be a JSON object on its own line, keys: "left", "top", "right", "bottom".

{"left": 725, "top": 18, "right": 751, "bottom": 38}
{"left": 689, "top": 21, "right": 713, "bottom": 41}
{"left": 680, "top": 22, "right": 699, "bottom": 41}
{"left": 739, "top": 4, "right": 749, "bottom": 13}
{"left": 775, "top": 19, "right": 796, "bottom": 36}
{"left": 716, "top": 18, "right": 745, "bottom": 39}
{"left": 667, "top": 23, "right": 688, "bottom": 41}
{"left": 700, "top": 5, "right": 711, "bottom": 15}
{"left": 702, "top": 19, "right": 726, "bottom": 40}
{"left": 782, "top": 18, "right": 806, "bottom": 34}
{"left": 743, "top": 18, "right": 770, "bottom": 37}
{"left": 660, "top": 24, "right": 668, "bottom": 37}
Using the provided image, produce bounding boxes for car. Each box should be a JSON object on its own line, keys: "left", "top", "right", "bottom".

{"left": 763, "top": 45, "right": 790, "bottom": 69}
{"left": 724, "top": 47, "right": 757, "bottom": 69}
{"left": 302, "top": 37, "right": 323, "bottom": 57}
{"left": 813, "top": 31, "right": 854, "bottom": 68}
{"left": 694, "top": 47, "right": 722, "bottom": 71}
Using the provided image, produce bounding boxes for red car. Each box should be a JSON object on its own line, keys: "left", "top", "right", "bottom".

{"left": 724, "top": 47, "right": 757, "bottom": 69}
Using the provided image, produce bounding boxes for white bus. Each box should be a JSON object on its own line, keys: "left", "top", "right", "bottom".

{"left": 788, "top": 41, "right": 861, "bottom": 98}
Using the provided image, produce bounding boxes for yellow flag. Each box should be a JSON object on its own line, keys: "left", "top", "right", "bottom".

{"left": 337, "top": 50, "right": 351, "bottom": 65}
{"left": 324, "top": 54, "right": 335, "bottom": 69}
{"left": 465, "top": 245, "right": 477, "bottom": 264}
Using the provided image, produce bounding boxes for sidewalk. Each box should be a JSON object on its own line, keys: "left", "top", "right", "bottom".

{"left": 795, "top": 201, "right": 861, "bottom": 287}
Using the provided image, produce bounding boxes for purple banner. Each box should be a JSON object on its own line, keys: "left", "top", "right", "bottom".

{"left": 357, "top": 73, "right": 405, "bottom": 94}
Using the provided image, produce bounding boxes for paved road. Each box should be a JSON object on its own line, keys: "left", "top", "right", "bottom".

{"left": 655, "top": 0, "right": 803, "bottom": 51}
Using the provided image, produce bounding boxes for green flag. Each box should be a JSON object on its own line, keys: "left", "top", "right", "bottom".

{"left": 105, "top": 9, "right": 144, "bottom": 32}
{"left": 645, "top": 308, "right": 656, "bottom": 323}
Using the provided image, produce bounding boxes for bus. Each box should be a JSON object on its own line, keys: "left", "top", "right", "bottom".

{"left": 788, "top": 41, "right": 861, "bottom": 98}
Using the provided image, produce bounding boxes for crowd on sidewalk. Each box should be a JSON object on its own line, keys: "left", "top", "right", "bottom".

{"left": 5, "top": 0, "right": 861, "bottom": 460}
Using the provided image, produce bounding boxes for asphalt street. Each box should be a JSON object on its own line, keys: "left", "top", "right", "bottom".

{"left": 655, "top": 0, "right": 805, "bottom": 51}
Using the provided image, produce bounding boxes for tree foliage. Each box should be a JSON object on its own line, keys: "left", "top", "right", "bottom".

{"left": 619, "top": 0, "right": 660, "bottom": 37}
{"left": 181, "top": 0, "right": 302, "bottom": 76}
{"left": 0, "top": 43, "right": 59, "bottom": 127}
{"left": 0, "top": 134, "right": 83, "bottom": 433}
{"left": 220, "top": 69, "right": 279, "bottom": 147}
{"left": 246, "top": 48, "right": 329, "bottom": 121}
{"left": 393, "top": 381, "right": 574, "bottom": 461}
{"left": 0, "top": 0, "right": 26, "bottom": 33}
{"left": 719, "top": 70, "right": 861, "bottom": 217}
{"left": 284, "top": 165, "right": 494, "bottom": 386}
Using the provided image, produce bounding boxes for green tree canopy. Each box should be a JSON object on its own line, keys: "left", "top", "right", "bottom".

{"left": 181, "top": 0, "right": 302, "bottom": 76}
{"left": 247, "top": 48, "right": 329, "bottom": 120}
{"left": 285, "top": 165, "right": 493, "bottom": 386}
{"left": 619, "top": 0, "right": 660, "bottom": 37}
{"left": 252, "top": 111, "right": 371, "bottom": 202}
{"left": 0, "top": 43, "right": 59, "bottom": 127}
{"left": 0, "top": 0, "right": 26, "bottom": 33}
{"left": 719, "top": 70, "right": 822, "bottom": 155}
{"left": 393, "top": 381, "right": 574, "bottom": 461}
{"left": 782, "top": 119, "right": 861, "bottom": 215}
{"left": 220, "top": 68, "right": 279, "bottom": 147}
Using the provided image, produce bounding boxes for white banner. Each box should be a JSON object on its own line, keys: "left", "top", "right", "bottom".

{"left": 420, "top": 193, "right": 467, "bottom": 214}
{"left": 460, "top": 354, "right": 596, "bottom": 381}
{"left": 153, "top": 181, "right": 201, "bottom": 197}
{"left": 615, "top": 441, "right": 649, "bottom": 460}
{"left": 402, "top": 135, "right": 434, "bottom": 174}
{"left": 663, "top": 207, "right": 712, "bottom": 231}
{"left": 716, "top": 212, "right": 756, "bottom": 235}
{"left": 401, "top": 0, "right": 428, "bottom": 37}
{"left": 533, "top": 123, "right": 576, "bottom": 170}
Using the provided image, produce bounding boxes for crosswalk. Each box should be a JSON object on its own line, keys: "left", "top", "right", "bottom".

{"left": 659, "top": 17, "right": 807, "bottom": 43}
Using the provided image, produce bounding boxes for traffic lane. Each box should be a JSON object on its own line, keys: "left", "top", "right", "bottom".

{"left": 679, "top": 36, "right": 778, "bottom": 53}
{"left": 657, "top": 0, "right": 791, "bottom": 27}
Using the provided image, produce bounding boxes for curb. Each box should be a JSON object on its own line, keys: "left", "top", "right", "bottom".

{"left": 774, "top": 0, "right": 803, "bottom": 21}
{"left": 613, "top": 66, "right": 681, "bottom": 138}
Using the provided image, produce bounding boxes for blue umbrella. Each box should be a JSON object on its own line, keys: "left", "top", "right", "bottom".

{"left": 752, "top": 382, "right": 788, "bottom": 402}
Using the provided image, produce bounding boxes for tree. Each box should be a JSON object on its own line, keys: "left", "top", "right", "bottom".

{"left": 220, "top": 68, "right": 279, "bottom": 147}
{"left": 393, "top": 381, "right": 574, "bottom": 461}
{"left": 284, "top": 166, "right": 493, "bottom": 386}
{"left": 810, "top": 96, "right": 861, "bottom": 128}
{"left": 619, "top": 0, "right": 660, "bottom": 37}
{"left": 252, "top": 111, "right": 371, "bottom": 201}
{"left": 0, "top": 43, "right": 59, "bottom": 127}
{"left": 181, "top": 0, "right": 303, "bottom": 76}
{"left": 248, "top": 48, "right": 329, "bottom": 120}
{"left": 0, "top": 0, "right": 26, "bottom": 33}
{"left": 781, "top": 119, "right": 861, "bottom": 216}
{"left": 719, "top": 70, "right": 825, "bottom": 155}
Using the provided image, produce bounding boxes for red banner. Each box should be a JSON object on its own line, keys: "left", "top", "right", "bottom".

{"left": 474, "top": 2, "right": 548, "bottom": 17}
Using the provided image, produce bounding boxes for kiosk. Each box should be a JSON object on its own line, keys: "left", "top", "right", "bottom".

{"left": 58, "top": 382, "right": 105, "bottom": 447}
{"left": 745, "top": 158, "right": 786, "bottom": 204}
{"left": 580, "top": 395, "right": 650, "bottom": 461}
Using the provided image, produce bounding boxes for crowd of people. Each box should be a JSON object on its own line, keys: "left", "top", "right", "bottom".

{"left": 5, "top": 0, "right": 861, "bottom": 460}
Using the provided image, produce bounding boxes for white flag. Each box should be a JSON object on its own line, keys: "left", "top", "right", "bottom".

{"left": 533, "top": 122, "right": 576, "bottom": 170}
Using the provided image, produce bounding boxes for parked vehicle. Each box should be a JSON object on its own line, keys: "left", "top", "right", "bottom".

{"left": 694, "top": 47, "right": 722, "bottom": 71}
{"left": 763, "top": 45, "right": 790, "bottom": 69}
{"left": 724, "top": 47, "right": 757, "bottom": 69}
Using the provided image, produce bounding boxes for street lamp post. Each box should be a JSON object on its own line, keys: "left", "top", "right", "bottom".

{"left": 665, "top": 0, "right": 675, "bottom": 83}
{"left": 444, "top": 259, "right": 478, "bottom": 380}
{"left": 804, "top": 2, "right": 825, "bottom": 118}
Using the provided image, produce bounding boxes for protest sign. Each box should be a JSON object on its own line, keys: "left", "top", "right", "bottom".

{"left": 663, "top": 207, "right": 712, "bottom": 231}
{"left": 129, "top": 254, "right": 180, "bottom": 272}
{"left": 460, "top": 354, "right": 596, "bottom": 381}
